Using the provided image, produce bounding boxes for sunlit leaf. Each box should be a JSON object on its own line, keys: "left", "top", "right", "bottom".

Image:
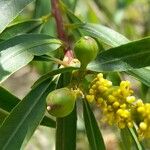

{"left": 0, "top": 34, "right": 62, "bottom": 83}
{"left": 0, "top": 0, "right": 34, "bottom": 33}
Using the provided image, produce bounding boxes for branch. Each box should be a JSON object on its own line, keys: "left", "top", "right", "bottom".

{"left": 51, "top": 0, "right": 74, "bottom": 62}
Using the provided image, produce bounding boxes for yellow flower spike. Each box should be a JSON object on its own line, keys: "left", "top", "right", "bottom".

{"left": 120, "top": 103, "right": 127, "bottom": 109}
{"left": 118, "top": 121, "right": 126, "bottom": 129}
{"left": 101, "top": 101, "right": 107, "bottom": 108}
{"left": 136, "top": 99, "right": 144, "bottom": 107}
{"left": 98, "top": 86, "right": 108, "bottom": 92}
{"left": 127, "top": 122, "right": 133, "bottom": 128}
{"left": 126, "top": 96, "right": 136, "bottom": 103}
{"left": 107, "top": 105, "right": 113, "bottom": 111}
{"left": 121, "top": 110, "right": 130, "bottom": 118}
{"left": 139, "top": 122, "right": 147, "bottom": 131}
{"left": 120, "top": 81, "right": 131, "bottom": 89}
{"left": 97, "top": 73, "right": 103, "bottom": 78}
{"left": 86, "top": 95, "right": 95, "bottom": 103}
{"left": 137, "top": 106, "right": 145, "bottom": 113}
{"left": 91, "top": 85, "right": 96, "bottom": 89}
{"left": 116, "top": 109, "right": 124, "bottom": 115}
{"left": 108, "top": 95, "right": 116, "bottom": 103}
{"left": 97, "top": 97, "right": 104, "bottom": 104}
{"left": 107, "top": 81, "right": 113, "bottom": 87}
{"left": 89, "top": 89, "right": 95, "bottom": 94}
{"left": 113, "top": 101, "right": 120, "bottom": 108}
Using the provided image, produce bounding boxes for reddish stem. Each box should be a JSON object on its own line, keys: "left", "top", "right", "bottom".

{"left": 51, "top": 0, "right": 67, "bottom": 42}
{"left": 51, "top": 0, "right": 74, "bottom": 62}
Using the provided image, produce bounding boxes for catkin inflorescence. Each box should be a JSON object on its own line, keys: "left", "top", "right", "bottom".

{"left": 134, "top": 100, "right": 150, "bottom": 139}
{"left": 86, "top": 73, "right": 150, "bottom": 140}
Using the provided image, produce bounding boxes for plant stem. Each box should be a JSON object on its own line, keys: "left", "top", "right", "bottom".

{"left": 51, "top": 0, "right": 74, "bottom": 62}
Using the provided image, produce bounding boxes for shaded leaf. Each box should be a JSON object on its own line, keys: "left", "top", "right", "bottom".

{"left": 83, "top": 100, "right": 106, "bottom": 150}
{"left": 0, "top": 34, "right": 62, "bottom": 83}
{"left": 40, "top": 116, "right": 56, "bottom": 128}
{"left": 0, "top": 109, "right": 8, "bottom": 126}
{"left": 0, "top": 86, "right": 19, "bottom": 112}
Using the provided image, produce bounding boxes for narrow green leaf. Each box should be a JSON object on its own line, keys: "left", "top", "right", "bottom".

{"left": 120, "top": 128, "right": 132, "bottom": 150}
{"left": 83, "top": 100, "right": 106, "bottom": 150}
{"left": 0, "top": 34, "right": 62, "bottom": 83}
{"left": 0, "top": 19, "right": 44, "bottom": 40}
{"left": 0, "top": 86, "right": 19, "bottom": 112}
{"left": 127, "top": 68, "right": 150, "bottom": 87}
{"left": 56, "top": 105, "right": 77, "bottom": 150}
{"left": 62, "top": 0, "right": 77, "bottom": 12}
{"left": 0, "top": 109, "right": 9, "bottom": 126}
{"left": 0, "top": 77, "right": 56, "bottom": 150}
{"left": 40, "top": 116, "right": 56, "bottom": 128}
{"left": 80, "top": 23, "right": 129, "bottom": 47}
{"left": 0, "top": 0, "right": 34, "bottom": 33}
{"left": 88, "top": 37, "right": 150, "bottom": 72}
{"left": 128, "top": 127, "right": 144, "bottom": 150}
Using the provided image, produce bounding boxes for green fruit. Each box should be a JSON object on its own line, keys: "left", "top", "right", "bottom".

{"left": 46, "top": 88, "right": 76, "bottom": 117}
{"left": 74, "top": 36, "right": 99, "bottom": 69}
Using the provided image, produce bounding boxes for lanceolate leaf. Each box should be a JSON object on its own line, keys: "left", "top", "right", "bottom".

{"left": 80, "top": 23, "right": 129, "bottom": 47}
{"left": 0, "top": 0, "right": 34, "bottom": 33}
{"left": 0, "top": 109, "right": 8, "bottom": 126}
{"left": 87, "top": 37, "right": 150, "bottom": 72}
{"left": 0, "top": 34, "right": 62, "bottom": 83}
{"left": 0, "top": 78, "right": 56, "bottom": 150}
{"left": 0, "top": 86, "right": 56, "bottom": 128}
{"left": 83, "top": 100, "right": 106, "bottom": 150}
{"left": 128, "top": 127, "right": 144, "bottom": 150}
{"left": 0, "top": 19, "right": 44, "bottom": 40}
{"left": 127, "top": 68, "right": 150, "bottom": 87}
{"left": 0, "top": 86, "right": 19, "bottom": 112}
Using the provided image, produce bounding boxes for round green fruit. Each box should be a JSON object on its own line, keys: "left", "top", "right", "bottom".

{"left": 46, "top": 88, "right": 76, "bottom": 117}
{"left": 74, "top": 36, "right": 99, "bottom": 69}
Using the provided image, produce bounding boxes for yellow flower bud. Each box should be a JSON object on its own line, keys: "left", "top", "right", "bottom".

{"left": 139, "top": 122, "right": 147, "bottom": 131}
{"left": 126, "top": 96, "right": 136, "bottom": 103}
{"left": 86, "top": 95, "right": 95, "bottom": 103}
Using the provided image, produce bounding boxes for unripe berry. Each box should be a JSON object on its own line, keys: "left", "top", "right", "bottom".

{"left": 74, "top": 36, "right": 99, "bottom": 69}
{"left": 46, "top": 88, "right": 76, "bottom": 117}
